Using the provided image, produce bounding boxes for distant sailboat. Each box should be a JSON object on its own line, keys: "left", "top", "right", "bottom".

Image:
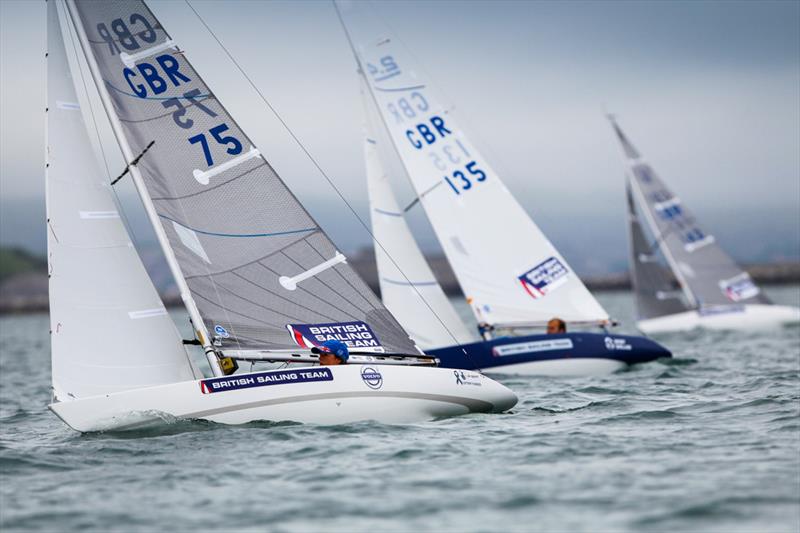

{"left": 46, "top": 0, "right": 516, "bottom": 432}
{"left": 609, "top": 116, "right": 800, "bottom": 333}
{"left": 337, "top": 2, "right": 670, "bottom": 376}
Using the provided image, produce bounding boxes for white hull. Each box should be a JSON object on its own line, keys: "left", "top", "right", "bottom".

{"left": 49, "top": 365, "right": 517, "bottom": 432}
{"left": 483, "top": 358, "right": 627, "bottom": 377}
{"left": 637, "top": 304, "right": 800, "bottom": 334}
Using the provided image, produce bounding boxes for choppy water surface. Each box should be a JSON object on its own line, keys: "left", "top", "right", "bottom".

{"left": 1, "top": 286, "right": 799, "bottom": 532}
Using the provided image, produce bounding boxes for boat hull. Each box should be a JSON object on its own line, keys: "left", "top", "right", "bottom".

{"left": 429, "top": 332, "right": 671, "bottom": 377}
{"left": 49, "top": 365, "right": 517, "bottom": 432}
{"left": 637, "top": 304, "right": 800, "bottom": 334}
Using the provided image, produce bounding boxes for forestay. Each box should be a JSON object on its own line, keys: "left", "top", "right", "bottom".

{"left": 47, "top": 0, "right": 198, "bottom": 400}
{"left": 610, "top": 117, "right": 770, "bottom": 310}
{"left": 626, "top": 183, "right": 690, "bottom": 320}
{"left": 363, "top": 86, "right": 475, "bottom": 349}
{"left": 70, "top": 0, "right": 418, "bottom": 355}
{"left": 338, "top": 2, "right": 609, "bottom": 327}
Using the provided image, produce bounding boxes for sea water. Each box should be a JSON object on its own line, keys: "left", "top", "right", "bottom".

{"left": 1, "top": 287, "right": 798, "bottom": 532}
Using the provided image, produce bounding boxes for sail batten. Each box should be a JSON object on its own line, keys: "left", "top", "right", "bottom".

{"left": 338, "top": 2, "right": 609, "bottom": 327}
{"left": 610, "top": 117, "right": 771, "bottom": 312}
{"left": 67, "top": 0, "right": 418, "bottom": 355}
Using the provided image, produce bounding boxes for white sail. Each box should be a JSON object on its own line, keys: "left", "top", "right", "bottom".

{"left": 338, "top": 3, "right": 608, "bottom": 327}
{"left": 47, "top": 0, "right": 198, "bottom": 400}
{"left": 364, "top": 91, "right": 475, "bottom": 349}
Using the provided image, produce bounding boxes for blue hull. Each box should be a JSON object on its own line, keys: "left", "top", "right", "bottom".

{"left": 429, "top": 332, "right": 672, "bottom": 371}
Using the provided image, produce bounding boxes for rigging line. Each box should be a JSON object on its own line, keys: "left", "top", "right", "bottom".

{"left": 185, "top": 0, "right": 469, "bottom": 356}
{"left": 333, "top": 2, "right": 479, "bottom": 364}
{"left": 62, "top": 4, "right": 141, "bottom": 250}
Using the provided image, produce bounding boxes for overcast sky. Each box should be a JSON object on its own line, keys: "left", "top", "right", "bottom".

{"left": 1, "top": 0, "right": 798, "bottom": 273}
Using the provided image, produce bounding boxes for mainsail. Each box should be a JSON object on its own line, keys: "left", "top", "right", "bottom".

{"left": 48, "top": 0, "right": 198, "bottom": 400}
{"left": 66, "top": 0, "right": 418, "bottom": 355}
{"left": 625, "top": 182, "right": 690, "bottom": 320}
{"left": 337, "top": 2, "right": 609, "bottom": 328}
{"left": 610, "top": 117, "right": 770, "bottom": 310}
{"left": 363, "top": 87, "right": 475, "bottom": 349}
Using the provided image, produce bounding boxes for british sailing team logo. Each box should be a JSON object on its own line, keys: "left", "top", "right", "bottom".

{"left": 286, "top": 321, "right": 385, "bottom": 353}
{"left": 360, "top": 366, "right": 383, "bottom": 390}
{"left": 518, "top": 257, "right": 569, "bottom": 300}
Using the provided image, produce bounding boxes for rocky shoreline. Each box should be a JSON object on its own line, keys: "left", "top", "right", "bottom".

{"left": 1, "top": 252, "right": 798, "bottom": 314}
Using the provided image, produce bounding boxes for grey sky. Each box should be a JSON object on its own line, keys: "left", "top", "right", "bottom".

{"left": 1, "top": 0, "right": 798, "bottom": 273}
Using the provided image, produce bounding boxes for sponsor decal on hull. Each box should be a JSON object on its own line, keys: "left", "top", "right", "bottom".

{"left": 492, "top": 338, "right": 574, "bottom": 357}
{"left": 360, "top": 366, "right": 383, "bottom": 390}
{"left": 518, "top": 257, "right": 569, "bottom": 300}
{"left": 454, "top": 370, "right": 482, "bottom": 387}
{"left": 604, "top": 337, "right": 632, "bottom": 351}
{"left": 200, "top": 368, "right": 333, "bottom": 394}
{"left": 286, "top": 321, "right": 385, "bottom": 353}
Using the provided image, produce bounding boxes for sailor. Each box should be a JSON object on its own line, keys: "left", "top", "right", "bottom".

{"left": 317, "top": 340, "right": 349, "bottom": 366}
{"left": 546, "top": 318, "right": 567, "bottom": 334}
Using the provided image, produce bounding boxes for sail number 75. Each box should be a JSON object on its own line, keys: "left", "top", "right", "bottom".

{"left": 188, "top": 123, "right": 242, "bottom": 167}
{"left": 444, "top": 161, "right": 486, "bottom": 195}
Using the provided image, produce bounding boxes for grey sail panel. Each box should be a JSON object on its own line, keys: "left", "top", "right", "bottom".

{"left": 72, "top": 0, "right": 417, "bottom": 354}
{"left": 612, "top": 118, "right": 770, "bottom": 309}
{"left": 626, "top": 182, "right": 690, "bottom": 320}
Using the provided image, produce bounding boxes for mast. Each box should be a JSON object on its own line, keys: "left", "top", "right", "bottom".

{"left": 63, "top": 0, "right": 223, "bottom": 376}
{"left": 626, "top": 173, "right": 698, "bottom": 309}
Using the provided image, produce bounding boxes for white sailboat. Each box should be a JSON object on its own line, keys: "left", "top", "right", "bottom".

{"left": 337, "top": 2, "right": 671, "bottom": 376}
{"left": 46, "top": 0, "right": 516, "bottom": 432}
{"left": 609, "top": 116, "right": 800, "bottom": 334}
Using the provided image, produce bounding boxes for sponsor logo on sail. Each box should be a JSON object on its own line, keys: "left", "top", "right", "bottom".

{"left": 719, "top": 273, "right": 760, "bottom": 302}
{"left": 199, "top": 368, "right": 333, "bottom": 394}
{"left": 518, "top": 257, "right": 569, "bottom": 300}
{"left": 286, "top": 321, "right": 385, "bottom": 353}
{"left": 214, "top": 325, "right": 230, "bottom": 338}
{"left": 360, "top": 366, "right": 383, "bottom": 390}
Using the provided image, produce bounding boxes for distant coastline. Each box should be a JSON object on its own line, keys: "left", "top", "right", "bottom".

{"left": 1, "top": 247, "right": 798, "bottom": 314}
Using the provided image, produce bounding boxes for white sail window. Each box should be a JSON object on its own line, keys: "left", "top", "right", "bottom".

{"left": 172, "top": 221, "right": 211, "bottom": 264}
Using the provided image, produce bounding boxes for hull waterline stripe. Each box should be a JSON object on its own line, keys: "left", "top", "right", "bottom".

{"left": 184, "top": 391, "right": 494, "bottom": 419}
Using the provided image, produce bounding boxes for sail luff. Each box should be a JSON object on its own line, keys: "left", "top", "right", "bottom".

{"left": 63, "top": 0, "right": 222, "bottom": 375}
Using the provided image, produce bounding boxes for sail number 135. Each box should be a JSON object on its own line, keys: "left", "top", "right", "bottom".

{"left": 444, "top": 161, "right": 486, "bottom": 195}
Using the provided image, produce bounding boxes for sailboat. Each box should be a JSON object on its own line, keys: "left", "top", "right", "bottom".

{"left": 45, "top": 0, "right": 517, "bottom": 432}
{"left": 609, "top": 116, "right": 800, "bottom": 334}
{"left": 336, "top": 3, "right": 670, "bottom": 376}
